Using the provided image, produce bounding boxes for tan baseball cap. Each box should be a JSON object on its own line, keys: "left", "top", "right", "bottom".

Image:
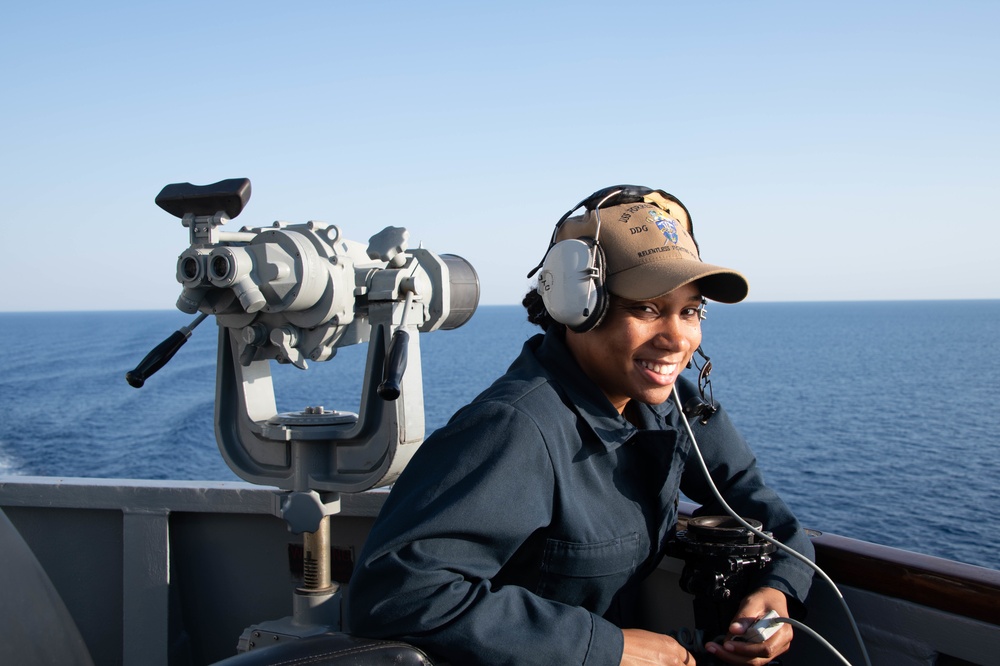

{"left": 554, "top": 195, "right": 749, "bottom": 303}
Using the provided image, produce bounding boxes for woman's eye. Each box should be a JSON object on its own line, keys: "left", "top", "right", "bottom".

{"left": 631, "top": 305, "right": 659, "bottom": 317}
{"left": 622, "top": 302, "right": 703, "bottom": 320}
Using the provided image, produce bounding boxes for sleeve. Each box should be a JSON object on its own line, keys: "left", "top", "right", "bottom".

{"left": 345, "top": 399, "right": 625, "bottom": 666}
{"left": 678, "top": 402, "right": 816, "bottom": 608}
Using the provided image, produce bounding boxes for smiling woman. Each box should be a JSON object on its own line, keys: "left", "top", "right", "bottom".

{"left": 345, "top": 185, "right": 814, "bottom": 666}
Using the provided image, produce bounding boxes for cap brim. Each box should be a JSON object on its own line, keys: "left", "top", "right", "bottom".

{"left": 606, "top": 260, "right": 749, "bottom": 304}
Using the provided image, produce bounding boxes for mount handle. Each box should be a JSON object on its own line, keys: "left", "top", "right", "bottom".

{"left": 126, "top": 313, "right": 208, "bottom": 388}
{"left": 377, "top": 329, "right": 409, "bottom": 401}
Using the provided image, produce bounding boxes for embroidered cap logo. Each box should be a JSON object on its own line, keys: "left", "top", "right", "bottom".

{"left": 649, "top": 209, "right": 679, "bottom": 245}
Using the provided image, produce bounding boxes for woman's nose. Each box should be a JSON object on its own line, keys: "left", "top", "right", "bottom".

{"left": 652, "top": 316, "right": 696, "bottom": 351}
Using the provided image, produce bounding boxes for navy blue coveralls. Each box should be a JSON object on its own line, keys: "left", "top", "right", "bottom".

{"left": 347, "top": 328, "right": 814, "bottom": 665}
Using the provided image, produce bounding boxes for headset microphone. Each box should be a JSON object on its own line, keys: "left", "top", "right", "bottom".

{"left": 682, "top": 344, "right": 718, "bottom": 424}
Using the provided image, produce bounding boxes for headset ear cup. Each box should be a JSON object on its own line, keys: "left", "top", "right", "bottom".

{"left": 537, "top": 238, "right": 608, "bottom": 332}
{"left": 569, "top": 242, "right": 608, "bottom": 333}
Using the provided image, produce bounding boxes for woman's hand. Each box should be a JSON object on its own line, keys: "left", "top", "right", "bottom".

{"left": 704, "top": 587, "right": 793, "bottom": 665}
{"left": 621, "top": 628, "right": 696, "bottom": 665}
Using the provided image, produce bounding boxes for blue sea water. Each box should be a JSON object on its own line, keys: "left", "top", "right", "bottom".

{"left": 1, "top": 302, "right": 998, "bottom": 570}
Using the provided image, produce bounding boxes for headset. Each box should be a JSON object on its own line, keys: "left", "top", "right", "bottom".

{"left": 527, "top": 185, "right": 697, "bottom": 333}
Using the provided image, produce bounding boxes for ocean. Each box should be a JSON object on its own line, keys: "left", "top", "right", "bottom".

{"left": 1, "top": 302, "right": 998, "bottom": 570}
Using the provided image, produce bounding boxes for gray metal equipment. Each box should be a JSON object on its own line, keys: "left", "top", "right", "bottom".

{"left": 129, "top": 178, "right": 479, "bottom": 654}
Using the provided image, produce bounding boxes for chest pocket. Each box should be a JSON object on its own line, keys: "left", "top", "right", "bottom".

{"left": 535, "top": 533, "right": 640, "bottom": 611}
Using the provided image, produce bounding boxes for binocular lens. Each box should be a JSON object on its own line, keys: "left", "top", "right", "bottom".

{"left": 211, "top": 255, "right": 231, "bottom": 280}
{"left": 441, "top": 254, "right": 480, "bottom": 330}
{"left": 180, "top": 257, "right": 199, "bottom": 280}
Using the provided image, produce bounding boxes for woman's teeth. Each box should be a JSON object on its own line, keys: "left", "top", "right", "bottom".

{"left": 639, "top": 360, "right": 676, "bottom": 376}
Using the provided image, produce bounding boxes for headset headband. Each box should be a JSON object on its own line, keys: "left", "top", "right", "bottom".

{"left": 528, "top": 185, "right": 698, "bottom": 279}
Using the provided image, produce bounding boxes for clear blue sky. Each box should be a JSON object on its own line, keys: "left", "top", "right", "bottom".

{"left": 2, "top": 1, "right": 997, "bottom": 311}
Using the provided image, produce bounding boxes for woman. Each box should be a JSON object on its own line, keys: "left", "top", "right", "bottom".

{"left": 347, "top": 186, "right": 814, "bottom": 665}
